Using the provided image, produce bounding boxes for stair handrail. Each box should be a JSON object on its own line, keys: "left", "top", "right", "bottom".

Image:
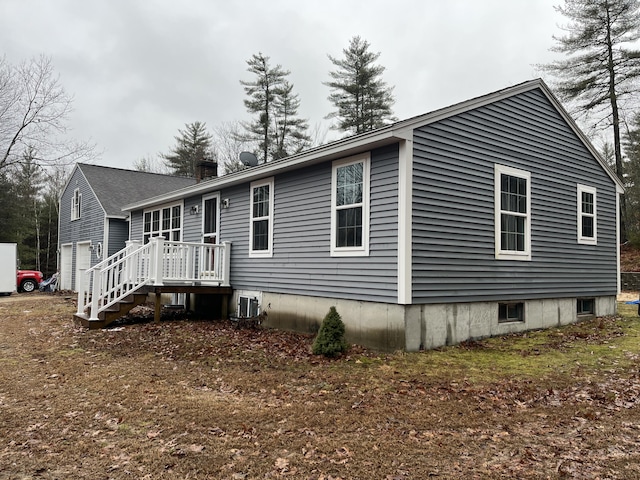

{"left": 76, "top": 240, "right": 151, "bottom": 320}
{"left": 76, "top": 238, "right": 232, "bottom": 322}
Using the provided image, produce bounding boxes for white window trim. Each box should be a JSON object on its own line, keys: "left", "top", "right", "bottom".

{"left": 71, "top": 188, "right": 81, "bottom": 221}
{"left": 330, "top": 153, "right": 370, "bottom": 257}
{"left": 494, "top": 164, "right": 531, "bottom": 261}
{"left": 202, "top": 192, "right": 221, "bottom": 243}
{"left": 577, "top": 184, "right": 597, "bottom": 245}
{"left": 142, "top": 201, "right": 184, "bottom": 243}
{"left": 249, "top": 177, "right": 274, "bottom": 258}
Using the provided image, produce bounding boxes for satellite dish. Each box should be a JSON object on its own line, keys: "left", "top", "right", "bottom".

{"left": 239, "top": 151, "right": 258, "bottom": 167}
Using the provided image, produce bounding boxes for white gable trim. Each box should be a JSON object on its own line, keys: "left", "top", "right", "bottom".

{"left": 123, "top": 79, "right": 623, "bottom": 213}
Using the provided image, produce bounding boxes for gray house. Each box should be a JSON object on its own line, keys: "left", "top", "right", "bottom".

{"left": 58, "top": 164, "right": 195, "bottom": 290}
{"left": 75, "top": 79, "right": 623, "bottom": 351}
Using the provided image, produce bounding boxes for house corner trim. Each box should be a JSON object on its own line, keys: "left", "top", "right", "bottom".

{"left": 398, "top": 137, "right": 413, "bottom": 304}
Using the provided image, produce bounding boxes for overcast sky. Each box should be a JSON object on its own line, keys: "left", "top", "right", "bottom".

{"left": 1, "top": 0, "right": 565, "bottom": 171}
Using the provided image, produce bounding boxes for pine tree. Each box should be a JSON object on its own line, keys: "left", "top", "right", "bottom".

{"left": 0, "top": 170, "right": 18, "bottom": 243}
{"left": 14, "top": 147, "right": 44, "bottom": 270}
{"left": 239, "top": 53, "right": 309, "bottom": 163}
{"left": 272, "top": 81, "right": 310, "bottom": 159}
{"left": 541, "top": 0, "right": 640, "bottom": 240}
{"left": 623, "top": 112, "right": 640, "bottom": 243}
{"left": 162, "top": 121, "right": 214, "bottom": 177}
{"left": 325, "top": 36, "right": 396, "bottom": 135}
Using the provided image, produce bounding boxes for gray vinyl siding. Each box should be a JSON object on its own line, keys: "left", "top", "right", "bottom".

{"left": 220, "top": 145, "right": 399, "bottom": 303}
{"left": 183, "top": 196, "right": 203, "bottom": 242}
{"left": 58, "top": 167, "right": 107, "bottom": 288}
{"left": 411, "top": 88, "right": 618, "bottom": 303}
{"left": 130, "top": 210, "right": 143, "bottom": 242}
{"left": 107, "top": 219, "right": 129, "bottom": 256}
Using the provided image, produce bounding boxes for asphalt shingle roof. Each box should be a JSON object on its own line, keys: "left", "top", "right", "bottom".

{"left": 77, "top": 163, "right": 197, "bottom": 216}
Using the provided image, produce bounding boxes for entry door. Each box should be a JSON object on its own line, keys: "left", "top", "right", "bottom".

{"left": 201, "top": 194, "right": 220, "bottom": 277}
{"left": 75, "top": 241, "right": 91, "bottom": 291}
{"left": 60, "top": 243, "right": 72, "bottom": 290}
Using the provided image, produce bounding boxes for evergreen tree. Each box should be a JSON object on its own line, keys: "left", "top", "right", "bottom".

{"left": 239, "top": 53, "right": 309, "bottom": 163}
{"left": 273, "top": 81, "right": 311, "bottom": 159}
{"left": 541, "top": 0, "right": 640, "bottom": 240}
{"left": 623, "top": 112, "right": 640, "bottom": 243}
{"left": 325, "top": 36, "right": 396, "bottom": 135}
{"left": 162, "top": 121, "right": 214, "bottom": 177}
{"left": 0, "top": 170, "right": 18, "bottom": 244}
{"left": 14, "top": 147, "right": 44, "bottom": 270}
{"left": 312, "top": 306, "right": 349, "bottom": 357}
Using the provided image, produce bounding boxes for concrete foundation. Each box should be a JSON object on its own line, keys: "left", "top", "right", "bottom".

{"left": 228, "top": 291, "right": 617, "bottom": 352}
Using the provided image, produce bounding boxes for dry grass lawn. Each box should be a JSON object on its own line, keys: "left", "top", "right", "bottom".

{"left": 1, "top": 294, "right": 640, "bottom": 479}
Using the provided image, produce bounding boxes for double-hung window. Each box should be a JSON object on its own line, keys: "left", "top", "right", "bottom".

{"left": 577, "top": 184, "right": 597, "bottom": 245}
{"left": 331, "top": 154, "right": 370, "bottom": 256}
{"left": 71, "top": 188, "right": 81, "bottom": 221}
{"left": 249, "top": 177, "right": 274, "bottom": 257}
{"left": 495, "top": 164, "right": 531, "bottom": 260}
{"left": 143, "top": 203, "right": 182, "bottom": 243}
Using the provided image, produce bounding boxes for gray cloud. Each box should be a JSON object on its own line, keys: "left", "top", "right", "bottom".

{"left": 0, "top": 0, "right": 561, "bottom": 169}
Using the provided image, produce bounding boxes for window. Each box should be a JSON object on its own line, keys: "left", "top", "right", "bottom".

{"left": 577, "top": 298, "right": 595, "bottom": 316}
{"left": 495, "top": 164, "right": 531, "bottom": 260}
{"left": 71, "top": 188, "right": 82, "bottom": 221}
{"left": 577, "top": 184, "right": 597, "bottom": 245}
{"left": 238, "top": 296, "right": 259, "bottom": 318}
{"left": 249, "top": 178, "right": 274, "bottom": 257}
{"left": 331, "top": 153, "right": 370, "bottom": 256}
{"left": 498, "top": 302, "right": 524, "bottom": 323}
{"left": 143, "top": 203, "right": 182, "bottom": 243}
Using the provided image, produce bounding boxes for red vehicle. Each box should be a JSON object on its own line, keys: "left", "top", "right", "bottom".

{"left": 17, "top": 270, "right": 43, "bottom": 293}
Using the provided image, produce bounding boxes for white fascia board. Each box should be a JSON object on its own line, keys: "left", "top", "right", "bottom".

{"left": 534, "top": 82, "right": 625, "bottom": 192}
{"left": 77, "top": 164, "right": 108, "bottom": 218}
{"left": 122, "top": 128, "right": 404, "bottom": 212}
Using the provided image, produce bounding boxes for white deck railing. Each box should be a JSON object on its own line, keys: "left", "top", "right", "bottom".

{"left": 77, "top": 238, "right": 231, "bottom": 321}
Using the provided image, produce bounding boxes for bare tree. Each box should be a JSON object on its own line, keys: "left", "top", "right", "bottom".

{"left": 212, "top": 121, "right": 252, "bottom": 174}
{"left": 0, "top": 55, "right": 95, "bottom": 171}
{"left": 132, "top": 155, "right": 172, "bottom": 174}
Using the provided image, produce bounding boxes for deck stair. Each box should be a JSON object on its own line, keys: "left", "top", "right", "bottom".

{"left": 75, "top": 238, "right": 231, "bottom": 329}
{"left": 73, "top": 291, "right": 150, "bottom": 329}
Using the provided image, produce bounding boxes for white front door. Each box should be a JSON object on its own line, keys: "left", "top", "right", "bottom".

{"left": 201, "top": 194, "right": 220, "bottom": 278}
{"left": 75, "top": 241, "right": 91, "bottom": 291}
{"left": 60, "top": 243, "right": 72, "bottom": 290}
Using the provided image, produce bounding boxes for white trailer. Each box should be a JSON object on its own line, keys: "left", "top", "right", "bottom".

{"left": 0, "top": 243, "right": 17, "bottom": 295}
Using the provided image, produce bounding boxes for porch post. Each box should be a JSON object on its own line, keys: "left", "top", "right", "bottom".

{"left": 76, "top": 268, "right": 87, "bottom": 315}
{"left": 89, "top": 266, "right": 102, "bottom": 321}
{"left": 221, "top": 241, "right": 231, "bottom": 287}
{"left": 124, "top": 240, "right": 141, "bottom": 285}
{"left": 150, "top": 237, "right": 165, "bottom": 286}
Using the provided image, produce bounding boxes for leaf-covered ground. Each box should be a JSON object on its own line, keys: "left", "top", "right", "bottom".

{"left": 621, "top": 243, "right": 640, "bottom": 272}
{"left": 1, "top": 294, "right": 640, "bottom": 479}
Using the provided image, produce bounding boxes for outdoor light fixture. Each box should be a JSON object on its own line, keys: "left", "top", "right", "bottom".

{"left": 190, "top": 205, "right": 199, "bottom": 215}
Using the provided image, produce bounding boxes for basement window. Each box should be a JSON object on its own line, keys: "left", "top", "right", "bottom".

{"left": 238, "top": 296, "right": 259, "bottom": 318}
{"left": 577, "top": 298, "right": 595, "bottom": 316}
{"left": 498, "top": 302, "right": 524, "bottom": 323}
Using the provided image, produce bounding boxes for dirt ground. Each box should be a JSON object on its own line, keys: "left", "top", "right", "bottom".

{"left": 2, "top": 294, "right": 640, "bottom": 479}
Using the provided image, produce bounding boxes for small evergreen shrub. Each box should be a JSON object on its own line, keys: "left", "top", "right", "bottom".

{"left": 312, "top": 306, "right": 348, "bottom": 357}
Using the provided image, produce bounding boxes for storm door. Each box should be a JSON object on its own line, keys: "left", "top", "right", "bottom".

{"left": 201, "top": 194, "right": 220, "bottom": 279}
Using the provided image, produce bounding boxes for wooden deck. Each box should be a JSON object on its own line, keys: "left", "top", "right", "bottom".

{"left": 145, "top": 284, "right": 233, "bottom": 323}
{"left": 74, "top": 284, "right": 233, "bottom": 329}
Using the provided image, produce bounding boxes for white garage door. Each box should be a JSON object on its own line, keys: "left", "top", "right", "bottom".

{"left": 75, "top": 241, "right": 91, "bottom": 292}
{"left": 60, "top": 243, "right": 72, "bottom": 291}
